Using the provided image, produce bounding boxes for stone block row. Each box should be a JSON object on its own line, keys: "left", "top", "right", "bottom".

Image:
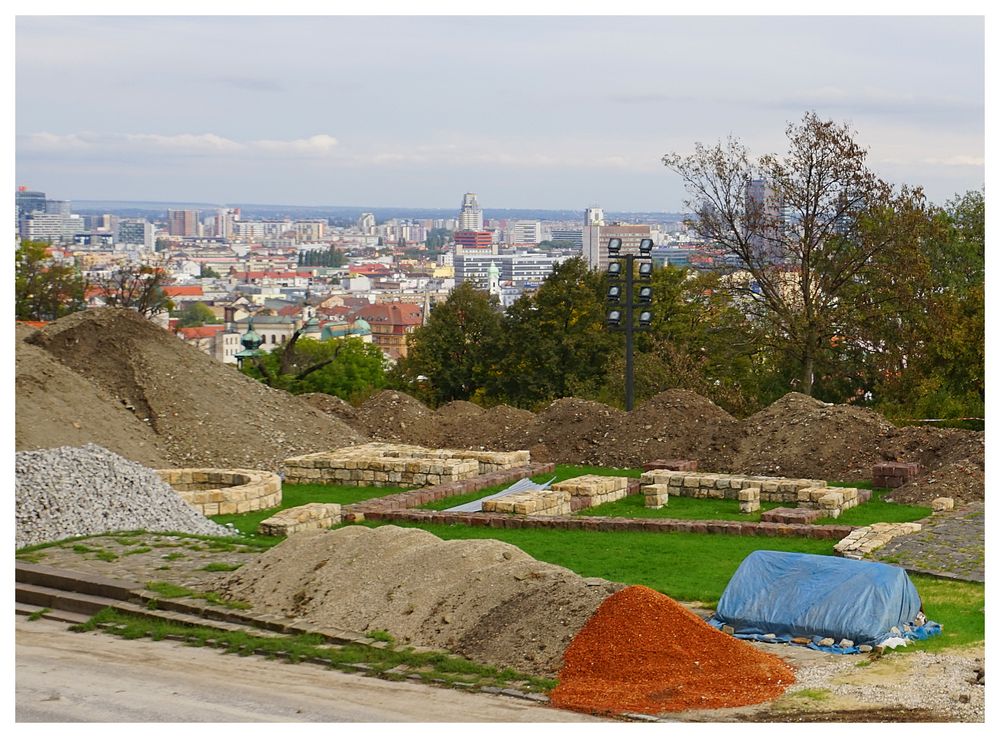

{"left": 639, "top": 470, "right": 826, "bottom": 503}
{"left": 483, "top": 490, "right": 571, "bottom": 516}
{"left": 834, "top": 522, "right": 923, "bottom": 559}
{"left": 796, "top": 486, "right": 870, "bottom": 518}
{"left": 642, "top": 459, "right": 698, "bottom": 472}
{"left": 331, "top": 442, "right": 530, "bottom": 474}
{"left": 157, "top": 468, "right": 282, "bottom": 516}
{"left": 872, "top": 461, "right": 921, "bottom": 489}
{"left": 551, "top": 474, "right": 631, "bottom": 509}
{"left": 761, "top": 507, "right": 824, "bottom": 524}
{"left": 258, "top": 503, "right": 342, "bottom": 536}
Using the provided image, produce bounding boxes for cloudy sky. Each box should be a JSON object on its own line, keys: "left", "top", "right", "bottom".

{"left": 15, "top": 14, "right": 985, "bottom": 211}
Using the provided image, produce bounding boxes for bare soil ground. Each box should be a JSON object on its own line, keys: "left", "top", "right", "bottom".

{"left": 19, "top": 309, "right": 366, "bottom": 470}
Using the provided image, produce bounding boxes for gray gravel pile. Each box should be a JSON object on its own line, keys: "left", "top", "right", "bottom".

{"left": 16, "top": 444, "right": 230, "bottom": 548}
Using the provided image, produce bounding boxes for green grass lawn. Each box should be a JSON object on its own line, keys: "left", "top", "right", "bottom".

{"left": 211, "top": 482, "right": 409, "bottom": 537}
{"left": 909, "top": 575, "right": 985, "bottom": 651}
{"left": 578, "top": 493, "right": 785, "bottom": 521}
{"left": 818, "top": 483, "right": 932, "bottom": 526}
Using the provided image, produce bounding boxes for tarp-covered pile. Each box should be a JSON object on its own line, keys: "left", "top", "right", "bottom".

{"left": 709, "top": 550, "right": 941, "bottom": 653}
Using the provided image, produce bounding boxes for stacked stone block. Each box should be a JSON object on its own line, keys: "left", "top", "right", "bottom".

{"left": 552, "top": 474, "right": 631, "bottom": 510}
{"left": 258, "top": 503, "right": 342, "bottom": 536}
{"left": 643, "top": 483, "right": 670, "bottom": 509}
{"left": 761, "top": 507, "right": 824, "bottom": 524}
{"left": 482, "top": 489, "right": 571, "bottom": 516}
{"left": 639, "top": 470, "right": 826, "bottom": 503}
{"left": 796, "top": 486, "right": 868, "bottom": 519}
{"left": 872, "top": 462, "right": 921, "bottom": 489}
{"left": 834, "top": 522, "right": 923, "bottom": 559}
{"left": 156, "top": 468, "right": 282, "bottom": 516}
{"left": 345, "top": 442, "right": 530, "bottom": 474}
{"left": 738, "top": 487, "right": 760, "bottom": 513}
{"left": 642, "top": 459, "right": 698, "bottom": 472}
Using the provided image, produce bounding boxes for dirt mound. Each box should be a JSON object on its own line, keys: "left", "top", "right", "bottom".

{"left": 878, "top": 425, "right": 984, "bottom": 472}
{"left": 24, "top": 308, "right": 366, "bottom": 470}
{"left": 887, "top": 461, "right": 985, "bottom": 506}
{"left": 730, "top": 393, "right": 895, "bottom": 481}
{"left": 218, "top": 525, "right": 622, "bottom": 677}
{"left": 355, "top": 390, "right": 435, "bottom": 443}
{"left": 594, "top": 389, "right": 740, "bottom": 469}
{"left": 509, "top": 398, "right": 627, "bottom": 465}
{"left": 16, "top": 325, "right": 170, "bottom": 468}
{"left": 550, "top": 585, "right": 795, "bottom": 715}
{"left": 297, "top": 392, "right": 359, "bottom": 423}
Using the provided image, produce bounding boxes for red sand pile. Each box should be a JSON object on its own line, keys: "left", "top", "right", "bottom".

{"left": 550, "top": 585, "right": 795, "bottom": 716}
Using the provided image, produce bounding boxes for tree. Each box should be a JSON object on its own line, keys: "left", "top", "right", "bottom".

{"left": 487, "top": 257, "right": 617, "bottom": 408}
{"left": 241, "top": 336, "right": 386, "bottom": 402}
{"left": 663, "top": 111, "right": 921, "bottom": 396}
{"left": 200, "top": 265, "right": 221, "bottom": 279}
{"left": 393, "top": 282, "right": 502, "bottom": 405}
{"left": 98, "top": 261, "right": 174, "bottom": 317}
{"left": 175, "top": 302, "right": 220, "bottom": 328}
{"left": 15, "top": 240, "right": 87, "bottom": 321}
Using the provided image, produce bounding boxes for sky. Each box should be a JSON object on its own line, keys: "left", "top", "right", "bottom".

{"left": 14, "top": 12, "right": 986, "bottom": 212}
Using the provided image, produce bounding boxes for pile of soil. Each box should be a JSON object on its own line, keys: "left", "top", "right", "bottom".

{"left": 21, "top": 309, "right": 366, "bottom": 471}
{"left": 594, "top": 389, "right": 740, "bottom": 469}
{"left": 297, "top": 392, "right": 359, "bottom": 424}
{"left": 428, "top": 400, "right": 486, "bottom": 448}
{"left": 15, "top": 324, "right": 171, "bottom": 468}
{"left": 506, "top": 398, "right": 627, "bottom": 465}
{"left": 355, "top": 390, "right": 435, "bottom": 443}
{"left": 878, "top": 425, "right": 985, "bottom": 471}
{"left": 217, "top": 525, "right": 623, "bottom": 678}
{"left": 550, "top": 585, "right": 795, "bottom": 716}
{"left": 730, "top": 393, "right": 895, "bottom": 480}
{"left": 887, "top": 460, "right": 985, "bottom": 506}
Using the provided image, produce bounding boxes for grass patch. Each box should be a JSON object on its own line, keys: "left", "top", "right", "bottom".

{"left": 16, "top": 551, "right": 46, "bottom": 563}
{"left": 818, "top": 484, "right": 931, "bottom": 526}
{"left": 144, "top": 581, "right": 251, "bottom": 611}
{"left": 579, "top": 493, "right": 784, "bottom": 521}
{"left": 211, "top": 482, "right": 410, "bottom": 537}
{"left": 95, "top": 550, "right": 118, "bottom": 562}
{"left": 420, "top": 465, "right": 641, "bottom": 512}
{"left": 364, "top": 520, "right": 833, "bottom": 606}
{"left": 200, "top": 562, "right": 243, "bottom": 572}
{"left": 27, "top": 608, "right": 51, "bottom": 621}
{"left": 907, "top": 575, "right": 984, "bottom": 651}
{"left": 163, "top": 552, "right": 185, "bottom": 561}
{"left": 785, "top": 688, "right": 831, "bottom": 701}
{"left": 73, "top": 609, "right": 554, "bottom": 693}
{"left": 367, "top": 629, "right": 395, "bottom": 645}
{"left": 123, "top": 546, "right": 153, "bottom": 556}
{"left": 72, "top": 544, "right": 97, "bottom": 554}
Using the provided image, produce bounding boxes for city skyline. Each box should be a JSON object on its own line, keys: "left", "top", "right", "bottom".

{"left": 16, "top": 14, "right": 985, "bottom": 211}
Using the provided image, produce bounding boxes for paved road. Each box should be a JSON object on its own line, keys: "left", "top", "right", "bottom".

{"left": 15, "top": 617, "right": 607, "bottom": 723}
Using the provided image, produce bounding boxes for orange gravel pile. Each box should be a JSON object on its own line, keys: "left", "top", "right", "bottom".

{"left": 550, "top": 585, "right": 795, "bottom": 716}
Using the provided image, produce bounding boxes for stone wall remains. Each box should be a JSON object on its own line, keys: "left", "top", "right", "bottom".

{"left": 156, "top": 468, "right": 281, "bottom": 515}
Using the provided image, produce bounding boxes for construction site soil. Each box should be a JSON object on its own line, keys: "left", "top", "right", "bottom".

{"left": 17, "top": 310, "right": 366, "bottom": 471}
{"left": 218, "top": 525, "right": 623, "bottom": 678}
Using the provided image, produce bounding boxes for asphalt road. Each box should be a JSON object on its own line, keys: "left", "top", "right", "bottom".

{"left": 15, "top": 616, "right": 608, "bottom": 723}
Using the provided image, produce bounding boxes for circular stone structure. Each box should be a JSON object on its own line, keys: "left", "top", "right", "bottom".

{"left": 156, "top": 468, "right": 282, "bottom": 516}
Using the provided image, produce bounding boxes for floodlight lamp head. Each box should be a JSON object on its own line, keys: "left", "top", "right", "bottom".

{"left": 639, "top": 238, "right": 654, "bottom": 255}
{"left": 638, "top": 285, "right": 653, "bottom": 303}
{"left": 638, "top": 310, "right": 653, "bottom": 327}
{"left": 638, "top": 262, "right": 653, "bottom": 278}
{"left": 607, "top": 237, "right": 622, "bottom": 254}
{"left": 607, "top": 262, "right": 622, "bottom": 277}
{"left": 606, "top": 308, "right": 623, "bottom": 327}
{"left": 607, "top": 285, "right": 622, "bottom": 302}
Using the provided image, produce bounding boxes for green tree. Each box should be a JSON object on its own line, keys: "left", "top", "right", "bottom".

{"left": 200, "top": 265, "right": 221, "bottom": 278}
{"left": 175, "top": 302, "right": 220, "bottom": 328}
{"left": 15, "top": 240, "right": 87, "bottom": 321}
{"left": 98, "top": 261, "right": 174, "bottom": 317}
{"left": 241, "top": 337, "right": 386, "bottom": 402}
{"left": 393, "top": 282, "right": 502, "bottom": 405}
{"left": 663, "top": 111, "right": 923, "bottom": 396}
{"left": 426, "top": 228, "right": 452, "bottom": 249}
{"left": 487, "top": 257, "right": 617, "bottom": 408}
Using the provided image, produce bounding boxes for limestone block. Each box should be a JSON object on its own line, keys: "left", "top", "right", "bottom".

{"left": 738, "top": 487, "right": 760, "bottom": 502}
{"left": 931, "top": 497, "right": 954, "bottom": 512}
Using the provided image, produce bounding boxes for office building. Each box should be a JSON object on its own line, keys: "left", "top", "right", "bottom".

{"left": 582, "top": 223, "right": 653, "bottom": 270}
{"left": 584, "top": 206, "right": 605, "bottom": 226}
{"left": 16, "top": 188, "right": 47, "bottom": 218}
{"left": 117, "top": 218, "right": 155, "bottom": 249}
{"left": 458, "top": 193, "right": 483, "bottom": 231}
{"left": 550, "top": 229, "right": 583, "bottom": 248}
{"left": 168, "top": 209, "right": 201, "bottom": 237}
{"left": 508, "top": 220, "right": 541, "bottom": 245}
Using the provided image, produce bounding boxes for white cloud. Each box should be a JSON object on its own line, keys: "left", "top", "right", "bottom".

{"left": 252, "top": 134, "right": 338, "bottom": 157}
{"left": 18, "top": 131, "right": 339, "bottom": 159}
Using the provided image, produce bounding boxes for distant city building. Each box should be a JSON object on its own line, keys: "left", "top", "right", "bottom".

{"left": 455, "top": 251, "right": 566, "bottom": 290}
{"left": 745, "top": 178, "right": 784, "bottom": 263}
{"left": 168, "top": 209, "right": 201, "bottom": 237}
{"left": 117, "top": 218, "right": 155, "bottom": 249}
{"left": 19, "top": 212, "right": 83, "bottom": 243}
{"left": 549, "top": 228, "right": 583, "bottom": 248}
{"left": 351, "top": 302, "right": 423, "bottom": 361}
{"left": 582, "top": 223, "right": 653, "bottom": 270}
{"left": 16, "top": 188, "right": 46, "bottom": 219}
{"left": 584, "top": 206, "right": 605, "bottom": 226}
{"left": 45, "top": 199, "right": 72, "bottom": 216}
{"left": 453, "top": 230, "right": 495, "bottom": 252}
{"left": 508, "top": 220, "right": 541, "bottom": 245}
{"left": 458, "top": 193, "right": 483, "bottom": 231}
{"left": 357, "top": 212, "right": 376, "bottom": 235}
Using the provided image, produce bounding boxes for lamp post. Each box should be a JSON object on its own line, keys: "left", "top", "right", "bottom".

{"left": 605, "top": 237, "right": 654, "bottom": 411}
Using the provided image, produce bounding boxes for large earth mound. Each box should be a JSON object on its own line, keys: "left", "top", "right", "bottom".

{"left": 22, "top": 309, "right": 366, "bottom": 470}
{"left": 355, "top": 390, "right": 435, "bottom": 443}
{"left": 887, "top": 460, "right": 985, "bottom": 506}
{"left": 594, "top": 389, "right": 740, "bottom": 469}
{"left": 505, "top": 398, "right": 627, "bottom": 464}
{"left": 217, "top": 525, "right": 623, "bottom": 678}
{"left": 730, "top": 393, "right": 895, "bottom": 480}
{"left": 16, "top": 324, "right": 171, "bottom": 468}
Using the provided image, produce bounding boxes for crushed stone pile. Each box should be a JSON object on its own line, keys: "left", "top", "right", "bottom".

{"left": 16, "top": 324, "right": 171, "bottom": 468}
{"left": 22, "top": 309, "right": 365, "bottom": 470}
{"left": 730, "top": 393, "right": 895, "bottom": 480}
{"left": 887, "top": 460, "right": 985, "bottom": 506}
{"left": 217, "top": 525, "right": 623, "bottom": 677}
{"left": 550, "top": 585, "right": 795, "bottom": 716}
{"left": 594, "top": 389, "right": 740, "bottom": 469}
{"left": 15, "top": 444, "right": 230, "bottom": 548}
{"left": 355, "top": 390, "right": 435, "bottom": 443}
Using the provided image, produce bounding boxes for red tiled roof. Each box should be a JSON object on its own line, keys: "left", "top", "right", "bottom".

{"left": 18, "top": 320, "right": 47, "bottom": 328}
{"left": 354, "top": 302, "right": 423, "bottom": 327}
{"left": 163, "top": 285, "right": 204, "bottom": 297}
{"left": 177, "top": 325, "right": 226, "bottom": 340}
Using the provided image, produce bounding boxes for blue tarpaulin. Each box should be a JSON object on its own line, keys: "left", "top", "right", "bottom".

{"left": 708, "top": 551, "right": 941, "bottom": 652}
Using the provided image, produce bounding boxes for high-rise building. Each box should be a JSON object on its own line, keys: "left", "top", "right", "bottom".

{"left": 745, "top": 178, "right": 784, "bottom": 263}
{"left": 584, "top": 206, "right": 605, "bottom": 226}
{"left": 549, "top": 229, "right": 583, "bottom": 248}
{"left": 358, "top": 212, "right": 376, "bottom": 235}
{"left": 45, "top": 199, "right": 72, "bottom": 216}
{"left": 453, "top": 230, "right": 495, "bottom": 253}
{"left": 19, "top": 212, "right": 83, "bottom": 243}
{"left": 458, "top": 193, "right": 483, "bottom": 231}
{"left": 117, "top": 218, "right": 155, "bottom": 249}
{"left": 168, "top": 209, "right": 201, "bottom": 237}
{"left": 16, "top": 187, "right": 47, "bottom": 219}
{"left": 508, "top": 220, "right": 541, "bottom": 245}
